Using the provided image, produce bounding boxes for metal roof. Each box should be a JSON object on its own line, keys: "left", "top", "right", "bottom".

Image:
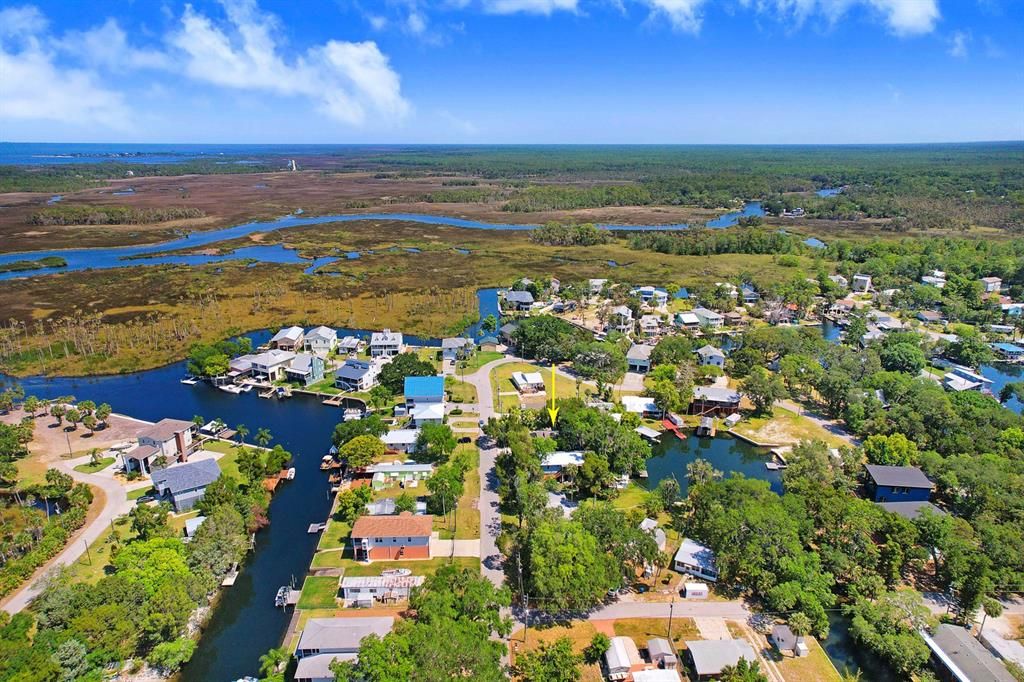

{"left": 865, "top": 464, "right": 934, "bottom": 489}
{"left": 404, "top": 375, "right": 444, "bottom": 396}
{"left": 137, "top": 418, "right": 193, "bottom": 442}
{"left": 924, "top": 624, "right": 1015, "bottom": 682}
{"left": 296, "top": 617, "right": 394, "bottom": 653}
{"left": 685, "top": 639, "right": 756, "bottom": 676}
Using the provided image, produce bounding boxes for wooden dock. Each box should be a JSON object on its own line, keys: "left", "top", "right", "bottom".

{"left": 322, "top": 395, "right": 346, "bottom": 406}
{"left": 696, "top": 416, "right": 716, "bottom": 437}
{"left": 307, "top": 523, "right": 326, "bottom": 534}
{"left": 661, "top": 418, "right": 686, "bottom": 439}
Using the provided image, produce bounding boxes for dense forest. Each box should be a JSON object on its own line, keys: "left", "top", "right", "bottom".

{"left": 28, "top": 206, "right": 205, "bottom": 226}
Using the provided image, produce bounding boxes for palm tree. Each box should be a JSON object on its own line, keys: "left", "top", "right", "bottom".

{"left": 255, "top": 427, "right": 272, "bottom": 449}
{"left": 236, "top": 424, "right": 249, "bottom": 445}
{"left": 258, "top": 647, "right": 289, "bottom": 677}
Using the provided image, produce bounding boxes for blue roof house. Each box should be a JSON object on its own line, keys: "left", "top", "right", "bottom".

{"left": 404, "top": 376, "right": 445, "bottom": 408}
{"left": 865, "top": 464, "right": 934, "bottom": 503}
{"left": 993, "top": 342, "right": 1024, "bottom": 360}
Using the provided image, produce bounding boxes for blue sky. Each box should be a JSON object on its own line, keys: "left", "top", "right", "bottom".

{"left": 0, "top": 0, "right": 1021, "bottom": 143}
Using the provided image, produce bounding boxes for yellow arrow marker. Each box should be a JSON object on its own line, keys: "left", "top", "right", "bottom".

{"left": 547, "top": 364, "right": 559, "bottom": 426}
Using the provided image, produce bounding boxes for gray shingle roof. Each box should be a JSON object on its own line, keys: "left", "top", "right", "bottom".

{"left": 865, "top": 464, "right": 934, "bottom": 489}
{"left": 504, "top": 290, "right": 534, "bottom": 304}
{"left": 297, "top": 617, "right": 395, "bottom": 653}
{"left": 925, "top": 624, "right": 1016, "bottom": 682}
{"left": 877, "top": 501, "right": 945, "bottom": 520}
{"left": 151, "top": 459, "right": 221, "bottom": 495}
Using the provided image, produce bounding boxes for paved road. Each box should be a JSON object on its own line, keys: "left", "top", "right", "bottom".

{"left": 1, "top": 456, "right": 134, "bottom": 614}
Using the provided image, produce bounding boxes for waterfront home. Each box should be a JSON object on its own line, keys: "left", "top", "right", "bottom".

{"left": 151, "top": 459, "right": 221, "bottom": 512}
{"left": 639, "top": 518, "right": 667, "bottom": 552}
{"left": 270, "top": 325, "right": 305, "bottom": 351}
{"left": 921, "top": 275, "right": 946, "bottom": 288}
{"left": 369, "top": 329, "right": 404, "bottom": 358}
{"left": 285, "top": 353, "right": 325, "bottom": 386}
{"left": 365, "top": 497, "right": 427, "bottom": 515}
{"left": 626, "top": 344, "right": 654, "bottom": 373}
{"left": 868, "top": 310, "right": 903, "bottom": 331}
{"left": 723, "top": 311, "right": 745, "bottom": 327}
{"left": 351, "top": 512, "right": 433, "bottom": 560}
{"left": 673, "top": 538, "right": 718, "bottom": 581}
{"left": 502, "top": 289, "right": 535, "bottom": 312}
{"left": 990, "top": 324, "right": 1015, "bottom": 334}
{"left": 865, "top": 464, "right": 934, "bottom": 503}
{"left": 634, "top": 285, "right": 669, "bottom": 307}
{"left": 608, "top": 305, "right": 634, "bottom": 334}
{"left": 604, "top": 636, "right": 645, "bottom": 680}
{"left": 740, "top": 283, "right": 760, "bottom": 304}
{"left": 922, "top": 624, "right": 1016, "bottom": 682}
{"left": 685, "top": 639, "right": 756, "bottom": 680}
{"left": 441, "top": 337, "right": 474, "bottom": 362}
{"left": 404, "top": 376, "right": 445, "bottom": 408}
{"left": 877, "top": 501, "right": 945, "bottom": 521}
{"left": 541, "top": 450, "right": 585, "bottom": 475}
{"left": 690, "top": 386, "right": 741, "bottom": 416}
{"left": 338, "top": 336, "right": 365, "bottom": 356}
{"left": 334, "top": 359, "right": 378, "bottom": 392}
{"left": 589, "top": 278, "right": 608, "bottom": 295}
{"left": 714, "top": 282, "right": 738, "bottom": 299}
{"left": 622, "top": 395, "right": 660, "bottom": 418}
{"left": 917, "top": 310, "right": 945, "bottom": 324}
{"left": 981, "top": 276, "right": 1003, "bottom": 293}
{"left": 410, "top": 403, "right": 445, "bottom": 427}
{"left": 691, "top": 307, "right": 724, "bottom": 329}
{"left": 366, "top": 462, "right": 434, "bottom": 490}
{"left": 340, "top": 575, "right": 426, "bottom": 607}
{"left": 304, "top": 326, "right": 338, "bottom": 355}
{"left": 994, "top": 342, "right": 1024, "bottom": 360}
{"left": 184, "top": 515, "right": 206, "bottom": 540}
{"left": 227, "top": 353, "right": 257, "bottom": 379}
{"left": 943, "top": 365, "right": 993, "bottom": 392}
{"left": 380, "top": 428, "right": 419, "bottom": 454}
{"left": 294, "top": 616, "right": 395, "bottom": 681}
{"left": 250, "top": 349, "right": 296, "bottom": 382}
{"left": 124, "top": 418, "right": 196, "bottom": 474}
{"left": 676, "top": 311, "right": 701, "bottom": 330}
{"left": 499, "top": 322, "right": 519, "bottom": 346}
{"left": 829, "top": 299, "right": 855, "bottom": 317}
{"left": 828, "top": 274, "right": 848, "bottom": 289}
{"left": 511, "top": 370, "right": 545, "bottom": 393}
{"left": 1002, "top": 302, "right": 1024, "bottom": 317}
{"left": 639, "top": 314, "right": 662, "bottom": 338}
{"left": 479, "top": 336, "right": 500, "bottom": 352}
{"left": 861, "top": 327, "right": 886, "bottom": 346}
{"left": 771, "top": 625, "right": 809, "bottom": 658}
{"left": 696, "top": 344, "right": 725, "bottom": 368}
{"left": 851, "top": 273, "right": 872, "bottom": 292}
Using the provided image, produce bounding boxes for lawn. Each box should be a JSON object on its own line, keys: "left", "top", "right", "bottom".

{"left": 611, "top": 483, "right": 649, "bottom": 513}
{"left": 458, "top": 350, "right": 505, "bottom": 372}
{"left": 127, "top": 486, "right": 153, "bottom": 500}
{"left": 73, "top": 456, "right": 115, "bottom": 474}
{"left": 509, "top": 621, "right": 603, "bottom": 682}
{"left": 316, "top": 517, "right": 352, "bottom": 551}
{"left": 611, "top": 617, "right": 698, "bottom": 649}
{"left": 730, "top": 407, "right": 847, "bottom": 447}
{"left": 66, "top": 515, "right": 139, "bottom": 584}
{"left": 775, "top": 637, "right": 842, "bottom": 682}
{"left": 311, "top": 549, "right": 479, "bottom": 574}
{"left": 446, "top": 377, "right": 478, "bottom": 404}
{"left": 297, "top": 575, "right": 339, "bottom": 610}
{"left": 200, "top": 438, "right": 269, "bottom": 480}
{"left": 435, "top": 444, "right": 480, "bottom": 540}
{"left": 304, "top": 375, "right": 342, "bottom": 395}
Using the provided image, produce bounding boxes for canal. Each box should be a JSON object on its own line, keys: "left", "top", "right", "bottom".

{"left": 640, "top": 432, "right": 782, "bottom": 495}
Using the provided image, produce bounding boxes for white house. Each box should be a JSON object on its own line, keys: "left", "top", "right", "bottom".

{"left": 608, "top": 305, "right": 634, "bottom": 333}
{"left": 334, "top": 359, "right": 378, "bottom": 392}
{"left": 828, "top": 274, "right": 848, "bottom": 289}
{"left": 404, "top": 376, "right": 445, "bottom": 408}
{"left": 589, "top": 278, "right": 608, "bottom": 295}
{"left": 511, "top": 371, "right": 545, "bottom": 393}
{"left": 634, "top": 286, "right": 668, "bottom": 307}
{"left": 304, "top": 326, "right": 338, "bottom": 354}
{"left": 921, "top": 275, "right": 946, "bottom": 289}
{"left": 851, "top": 274, "right": 872, "bottom": 292}
{"left": 981, "top": 276, "right": 1003, "bottom": 293}
{"left": 366, "top": 462, "right": 434, "bottom": 490}
{"left": 340, "top": 575, "right": 425, "bottom": 607}
{"left": 622, "top": 395, "right": 660, "bottom": 418}
{"left": 692, "top": 307, "right": 724, "bottom": 329}
{"left": 943, "top": 365, "right": 993, "bottom": 393}
{"left": 541, "top": 451, "right": 585, "bottom": 475}
{"left": 626, "top": 344, "right": 654, "bottom": 373}
{"left": 294, "top": 616, "right": 395, "bottom": 662}
{"left": 123, "top": 418, "right": 196, "bottom": 474}
{"left": 370, "top": 329, "right": 404, "bottom": 358}
{"left": 270, "top": 325, "right": 305, "bottom": 351}
{"left": 604, "top": 636, "right": 644, "bottom": 680}
{"left": 380, "top": 428, "right": 419, "bottom": 454}
{"left": 696, "top": 345, "right": 725, "bottom": 368}
{"left": 676, "top": 312, "right": 701, "bottom": 330}
{"left": 441, "top": 337, "right": 474, "bottom": 362}
{"left": 410, "top": 402, "right": 445, "bottom": 427}
{"left": 639, "top": 315, "right": 662, "bottom": 338}
{"left": 250, "top": 349, "right": 297, "bottom": 382}
{"left": 740, "top": 283, "right": 760, "bottom": 304}
{"left": 338, "top": 336, "right": 365, "bottom": 356}
{"left": 673, "top": 538, "right": 718, "bottom": 582}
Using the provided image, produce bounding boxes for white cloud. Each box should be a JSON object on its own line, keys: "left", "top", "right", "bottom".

{"left": 867, "top": 0, "right": 939, "bottom": 35}
{"left": 481, "top": 0, "right": 579, "bottom": 15}
{"left": 61, "top": 18, "right": 171, "bottom": 71}
{"left": 0, "top": 6, "right": 131, "bottom": 130}
{"left": 725, "top": 0, "right": 940, "bottom": 36}
{"left": 407, "top": 10, "right": 429, "bottom": 34}
{"left": 438, "top": 109, "right": 480, "bottom": 135}
{"left": 982, "top": 36, "right": 1005, "bottom": 58}
{"left": 948, "top": 30, "right": 970, "bottom": 58}
{"left": 367, "top": 14, "right": 389, "bottom": 30}
{"left": 168, "top": 0, "right": 409, "bottom": 125}
{"left": 640, "top": 0, "right": 707, "bottom": 33}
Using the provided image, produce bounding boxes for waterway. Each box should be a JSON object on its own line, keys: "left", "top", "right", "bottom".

{"left": 640, "top": 433, "right": 782, "bottom": 495}
{"left": 822, "top": 612, "right": 899, "bottom": 681}
{"left": 0, "top": 203, "right": 765, "bottom": 282}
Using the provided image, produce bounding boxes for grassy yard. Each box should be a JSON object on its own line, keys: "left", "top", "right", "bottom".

{"left": 435, "top": 444, "right": 480, "bottom": 540}
{"left": 66, "top": 515, "right": 139, "bottom": 584}
{"left": 73, "top": 456, "right": 115, "bottom": 474}
{"left": 446, "top": 377, "right": 478, "bottom": 404}
{"left": 612, "top": 617, "right": 698, "bottom": 648}
{"left": 775, "top": 637, "right": 842, "bottom": 682}
{"left": 303, "top": 375, "right": 342, "bottom": 395}
{"left": 297, "top": 575, "right": 339, "bottom": 610}
{"left": 311, "top": 549, "right": 479, "bottom": 574}
{"left": 490, "top": 362, "right": 588, "bottom": 410}
{"left": 458, "top": 350, "right": 505, "bottom": 372}
{"left": 509, "top": 621, "right": 603, "bottom": 682}
{"left": 316, "top": 517, "right": 352, "bottom": 551}
{"left": 127, "top": 486, "right": 153, "bottom": 500}
{"left": 200, "top": 438, "right": 270, "bottom": 480}
{"left": 730, "top": 407, "right": 847, "bottom": 447}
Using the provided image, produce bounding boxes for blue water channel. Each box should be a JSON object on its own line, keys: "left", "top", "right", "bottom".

{"left": 640, "top": 433, "right": 782, "bottom": 494}
{"left": 0, "top": 203, "right": 765, "bottom": 282}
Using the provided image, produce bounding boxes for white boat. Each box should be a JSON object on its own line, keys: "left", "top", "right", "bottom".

{"left": 240, "top": 383, "right": 254, "bottom": 392}
{"left": 180, "top": 377, "right": 199, "bottom": 385}
{"left": 381, "top": 568, "right": 411, "bottom": 577}
{"left": 286, "top": 467, "right": 296, "bottom": 480}
{"left": 219, "top": 384, "right": 243, "bottom": 394}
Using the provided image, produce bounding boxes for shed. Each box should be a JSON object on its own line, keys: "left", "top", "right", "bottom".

{"left": 647, "top": 637, "right": 677, "bottom": 669}
{"left": 771, "top": 624, "right": 809, "bottom": 657}
{"left": 683, "top": 582, "right": 709, "bottom": 599}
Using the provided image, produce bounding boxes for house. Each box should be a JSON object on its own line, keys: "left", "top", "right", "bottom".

{"left": 365, "top": 497, "right": 427, "bottom": 515}
{"left": 479, "top": 336, "right": 500, "bottom": 352}
{"left": 604, "top": 636, "right": 645, "bottom": 681}
{"left": 980, "top": 276, "right": 1003, "bottom": 293}
{"left": 740, "top": 283, "right": 760, "bottom": 304}
{"left": 294, "top": 617, "right": 395, "bottom": 681}
{"left": 943, "top": 365, "right": 993, "bottom": 393}
{"left": 337, "top": 336, "right": 364, "bottom": 356}
{"left": 285, "top": 353, "right": 326, "bottom": 386}
{"left": 608, "top": 305, "right": 634, "bottom": 333}
{"left": 541, "top": 451, "right": 585, "bottom": 475}
{"left": 410, "top": 403, "right": 445, "bottom": 427}
{"left": 499, "top": 322, "right": 519, "bottom": 345}
{"left": 639, "top": 518, "right": 667, "bottom": 552}
{"left": 989, "top": 324, "right": 1015, "bottom": 335}
{"left": 696, "top": 344, "right": 725, "bottom": 368}
{"left": 993, "top": 342, "right": 1024, "bottom": 360}
{"left": 690, "top": 386, "right": 741, "bottom": 416}
{"left": 829, "top": 274, "right": 849, "bottom": 289}
{"left": 771, "top": 624, "right": 809, "bottom": 658}
{"left": 723, "top": 311, "right": 744, "bottom": 327}
{"left": 922, "top": 623, "right": 1016, "bottom": 682}
{"left": 868, "top": 310, "right": 903, "bottom": 331}
{"left": 367, "top": 462, "right": 434, "bottom": 490}
{"left": 589, "top": 278, "right": 608, "bottom": 295}
{"left": 380, "top": 429, "right": 420, "bottom": 454}
{"left": 503, "top": 289, "right": 535, "bottom": 312}
{"left": 676, "top": 312, "right": 701, "bottom": 330}
{"left": 865, "top": 464, "right": 934, "bottom": 503}
{"left": 917, "top": 310, "right": 945, "bottom": 324}
{"left": 877, "top": 501, "right": 946, "bottom": 521}
{"left": 124, "top": 418, "right": 196, "bottom": 474}
{"left": 1002, "top": 302, "right": 1024, "bottom": 317}
{"left": 270, "top": 325, "right": 305, "bottom": 351}
{"left": 227, "top": 353, "right": 256, "bottom": 379}
{"left": 691, "top": 307, "right": 724, "bottom": 329}
{"left": 647, "top": 638, "right": 678, "bottom": 670}
{"left": 369, "top": 329, "right": 404, "bottom": 358}
{"left": 340, "top": 575, "right": 425, "bottom": 606}
{"left": 250, "top": 349, "right": 296, "bottom": 382}
{"left": 404, "top": 376, "right": 445, "bottom": 408}
{"left": 851, "top": 274, "right": 872, "bottom": 292}
{"left": 626, "top": 344, "right": 654, "bottom": 373}
{"left": 861, "top": 327, "right": 886, "bottom": 346}
{"left": 830, "top": 299, "right": 856, "bottom": 317}
{"left": 714, "top": 282, "right": 738, "bottom": 299}
{"left": 334, "top": 359, "right": 378, "bottom": 392}
{"left": 765, "top": 303, "right": 797, "bottom": 326}
{"left": 634, "top": 286, "right": 669, "bottom": 307}
{"left": 673, "top": 538, "right": 718, "bottom": 582}
{"left": 511, "top": 371, "right": 545, "bottom": 393}
{"left": 685, "top": 639, "right": 757, "bottom": 680}
{"left": 639, "top": 315, "right": 662, "bottom": 338}
{"left": 150, "top": 459, "right": 221, "bottom": 512}
{"left": 441, "top": 337, "right": 474, "bottom": 362}
{"left": 921, "top": 275, "right": 947, "bottom": 289}
{"left": 350, "top": 512, "right": 433, "bottom": 560}
{"left": 622, "top": 395, "right": 660, "bottom": 418}
{"left": 304, "top": 326, "right": 338, "bottom": 355}
{"left": 632, "top": 671, "right": 681, "bottom": 682}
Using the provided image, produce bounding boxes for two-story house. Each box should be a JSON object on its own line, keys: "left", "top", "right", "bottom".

{"left": 270, "top": 325, "right": 305, "bottom": 351}
{"left": 865, "top": 464, "right": 934, "bottom": 503}
{"left": 123, "top": 418, "right": 196, "bottom": 474}
{"left": 350, "top": 513, "right": 433, "bottom": 561}
{"left": 304, "top": 326, "right": 338, "bottom": 355}
{"left": 369, "top": 329, "right": 404, "bottom": 358}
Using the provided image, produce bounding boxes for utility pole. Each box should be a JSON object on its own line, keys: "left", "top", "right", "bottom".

{"left": 668, "top": 596, "right": 675, "bottom": 642}
{"left": 83, "top": 538, "right": 92, "bottom": 565}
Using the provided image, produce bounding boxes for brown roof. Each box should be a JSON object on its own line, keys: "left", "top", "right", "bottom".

{"left": 351, "top": 512, "right": 434, "bottom": 538}
{"left": 138, "top": 418, "right": 193, "bottom": 442}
